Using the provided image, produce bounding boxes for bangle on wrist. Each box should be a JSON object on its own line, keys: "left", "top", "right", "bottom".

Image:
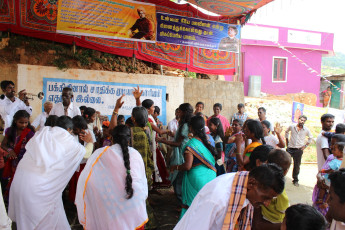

{"left": 235, "top": 152, "right": 241, "bottom": 155}
{"left": 112, "top": 111, "right": 118, "bottom": 116}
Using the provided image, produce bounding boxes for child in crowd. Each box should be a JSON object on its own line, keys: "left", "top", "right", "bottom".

{"left": 224, "top": 119, "right": 243, "bottom": 172}
{"left": 69, "top": 115, "right": 94, "bottom": 202}
{"left": 208, "top": 117, "right": 225, "bottom": 176}
{"left": 248, "top": 144, "right": 273, "bottom": 170}
{"left": 322, "top": 123, "right": 345, "bottom": 153}
{"left": 82, "top": 107, "right": 97, "bottom": 143}
{"left": 153, "top": 106, "right": 163, "bottom": 129}
{"left": 117, "top": 115, "right": 125, "bottom": 125}
{"left": 101, "top": 121, "right": 112, "bottom": 147}
{"left": 253, "top": 149, "right": 292, "bottom": 230}
{"left": 316, "top": 141, "right": 344, "bottom": 205}
{"left": 282, "top": 204, "right": 327, "bottom": 230}
{"left": 312, "top": 134, "right": 345, "bottom": 216}
{"left": 262, "top": 120, "right": 285, "bottom": 149}
{"left": 1, "top": 110, "right": 35, "bottom": 197}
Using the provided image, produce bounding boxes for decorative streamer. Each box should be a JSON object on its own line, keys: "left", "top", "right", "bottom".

{"left": 250, "top": 23, "right": 343, "bottom": 93}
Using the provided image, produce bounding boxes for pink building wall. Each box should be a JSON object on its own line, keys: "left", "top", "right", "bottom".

{"left": 233, "top": 24, "right": 334, "bottom": 107}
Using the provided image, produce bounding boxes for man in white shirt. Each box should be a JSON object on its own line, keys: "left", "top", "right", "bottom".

{"left": 285, "top": 115, "right": 313, "bottom": 186}
{"left": 328, "top": 169, "right": 345, "bottom": 230}
{"left": 174, "top": 164, "right": 285, "bottom": 230}
{"left": 8, "top": 116, "right": 93, "bottom": 230}
{"left": 0, "top": 80, "right": 32, "bottom": 132}
{"left": 257, "top": 107, "right": 274, "bottom": 133}
{"left": 31, "top": 101, "right": 53, "bottom": 131}
{"left": 316, "top": 114, "right": 334, "bottom": 171}
{"left": 168, "top": 108, "right": 179, "bottom": 139}
{"left": 50, "top": 87, "right": 81, "bottom": 117}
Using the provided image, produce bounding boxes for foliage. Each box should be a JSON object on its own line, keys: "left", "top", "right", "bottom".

{"left": 53, "top": 56, "right": 67, "bottom": 70}
{"left": 322, "top": 52, "right": 345, "bottom": 76}
{"left": 321, "top": 66, "right": 345, "bottom": 76}
{"left": 183, "top": 71, "right": 197, "bottom": 78}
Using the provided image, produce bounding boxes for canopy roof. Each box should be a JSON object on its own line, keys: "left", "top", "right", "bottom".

{"left": 186, "top": 0, "right": 273, "bottom": 16}
{"left": 141, "top": 0, "right": 274, "bottom": 24}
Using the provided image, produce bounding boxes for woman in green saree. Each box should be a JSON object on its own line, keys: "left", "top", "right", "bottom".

{"left": 157, "top": 103, "right": 194, "bottom": 202}
{"left": 170, "top": 115, "right": 217, "bottom": 218}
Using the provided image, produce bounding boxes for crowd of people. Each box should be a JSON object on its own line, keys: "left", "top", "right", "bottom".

{"left": 0, "top": 79, "right": 344, "bottom": 230}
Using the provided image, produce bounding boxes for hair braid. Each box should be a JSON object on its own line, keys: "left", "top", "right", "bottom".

{"left": 190, "top": 116, "right": 217, "bottom": 157}
{"left": 119, "top": 137, "right": 133, "bottom": 199}
{"left": 112, "top": 125, "right": 134, "bottom": 199}
{"left": 198, "top": 128, "right": 218, "bottom": 157}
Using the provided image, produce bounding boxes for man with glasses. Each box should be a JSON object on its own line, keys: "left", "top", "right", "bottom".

{"left": 50, "top": 87, "right": 81, "bottom": 118}
{"left": 285, "top": 115, "right": 313, "bottom": 187}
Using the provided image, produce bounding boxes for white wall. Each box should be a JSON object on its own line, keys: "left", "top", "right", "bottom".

{"left": 17, "top": 64, "right": 184, "bottom": 124}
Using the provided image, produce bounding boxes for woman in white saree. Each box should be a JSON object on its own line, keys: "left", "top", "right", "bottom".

{"left": 76, "top": 125, "right": 148, "bottom": 229}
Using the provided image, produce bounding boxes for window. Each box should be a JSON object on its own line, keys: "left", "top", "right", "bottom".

{"left": 272, "top": 57, "right": 287, "bottom": 82}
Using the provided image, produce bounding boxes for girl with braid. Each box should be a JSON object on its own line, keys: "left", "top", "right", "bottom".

{"left": 170, "top": 115, "right": 217, "bottom": 218}
{"left": 75, "top": 125, "right": 148, "bottom": 229}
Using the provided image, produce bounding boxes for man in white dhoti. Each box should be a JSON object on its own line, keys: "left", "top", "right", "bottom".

{"left": 8, "top": 116, "right": 93, "bottom": 230}
{"left": 0, "top": 184, "right": 11, "bottom": 230}
{"left": 75, "top": 125, "right": 148, "bottom": 229}
{"left": 174, "top": 164, "right": 285, "bottom": 230}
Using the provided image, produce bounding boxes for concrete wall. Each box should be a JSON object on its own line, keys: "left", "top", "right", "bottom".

{"left": 16, "top": 64, "right": 184, "bottom": 124}
{"left": 184, "top": 78, "right": 244, "bottom": 120}
{"left": 12, "top": 64, "right": 244, "bottom": 124}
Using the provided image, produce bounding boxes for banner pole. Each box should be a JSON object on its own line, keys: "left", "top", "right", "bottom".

{"left": 132, "top": 53, "right": 136, "bottom": 70}
{"left": 237, "top": 20, "right": 241, "bottom": 82}
{"left": 72, "top": 41, "right": 76, "bottom": 54}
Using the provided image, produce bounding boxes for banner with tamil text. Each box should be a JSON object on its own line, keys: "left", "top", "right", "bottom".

{"left": 291, "top": 101, "right": 334, "bottom": 127}
{"left": 43, "top": 78, "right": 167, "bottom": 124}
{"left": 57, "top": 0, "right": 156, "bottom": 42}
{"left": 157, "top": 12, "right": 241, "bottom": 52}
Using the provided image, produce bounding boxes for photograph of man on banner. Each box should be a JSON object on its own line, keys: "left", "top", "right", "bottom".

{"left": 218, "top": 25, "right": 240, "bottom": 52}
{"left": 128, "top": 6, "right": 155, "bottom": 40}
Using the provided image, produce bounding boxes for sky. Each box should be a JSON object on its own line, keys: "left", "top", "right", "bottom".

{"left": 248, "top": 0, "right": 345, "bottom": 53}
{"left": 178, "top": 0, "right": 345, "bottom": 53}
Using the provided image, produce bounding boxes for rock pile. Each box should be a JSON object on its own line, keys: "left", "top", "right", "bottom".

{"left": 245, "top": 97, "right": 293, "bottom": 128}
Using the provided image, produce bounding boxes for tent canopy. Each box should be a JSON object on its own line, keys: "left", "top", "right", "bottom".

{"left": 145, "top": 0, "right": 274, "bottom": 24}
{"left": 186, "top": 0, "right": 273, "bottom": 17}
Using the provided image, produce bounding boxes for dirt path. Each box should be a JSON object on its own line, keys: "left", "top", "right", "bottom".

{"left": 285, "top": 164, "right": 318, "bottom": 205}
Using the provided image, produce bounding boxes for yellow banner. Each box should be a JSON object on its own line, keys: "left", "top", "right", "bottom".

{"left": 57, "top": 0, "right": 156, "bottom": 42}
{"left": 303, "top": 104, "right": 328, "bottom": 126}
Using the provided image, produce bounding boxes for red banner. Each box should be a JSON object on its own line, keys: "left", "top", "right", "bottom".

{"left": 0, "top": 0, "right": 236, "bottom": 75}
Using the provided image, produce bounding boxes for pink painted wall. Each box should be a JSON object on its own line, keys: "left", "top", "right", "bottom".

{"left": 242, "top": 24, "right": 334, "bottom": 52}
{"left": 225, "top": 24, "right": 334, "bottom": 107}
{"left": 241, "top": 45, "right": 327, "bottom": 106}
